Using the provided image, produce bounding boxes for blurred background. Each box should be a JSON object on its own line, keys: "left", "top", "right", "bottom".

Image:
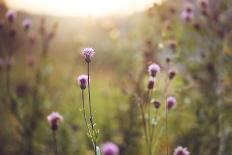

{"left": 0, "top": 0, "right": 232, "bottom": 154}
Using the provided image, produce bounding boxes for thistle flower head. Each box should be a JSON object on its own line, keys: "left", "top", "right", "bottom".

{"left": 197, "top": 0, "right": 209, "bottom": 9}
{"left": 81, "top": 47, "right": 95, "bottom": 63}
{"left": 174, "top": 146, "right": 190, "bottom": 155}
{"left": 77, "top": 74, "right": 89, "bottom": 90}
{"left": 166, "top": 96, "right": 176, "bottom": 110}
{"left": 152, "top": 100, "right": 160, "bottom": 109}
{"left": 148, "top": 63, "right": 160, "bottom": 77}
{"left": 6, "top": 10, "right": 16, "bottom": 23}
{"left": 47, "top": 112, "right": 63, "bottom": 131}
{"left": 147, "top": 77, "right": 155, "bottom": 90}
{"left": 101, "top": 142, "right": 119, "bottom": 155}
{"left": 181, "top": 11, "right": 194, "bottom": 22}
{"left": 168, "top": 68, "right": 176, "bottom": 80}
{"left": 23, "top": 19, "right": 32, "bottom": 31}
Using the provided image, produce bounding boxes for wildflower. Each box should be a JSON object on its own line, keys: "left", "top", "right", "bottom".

{"left": 167, "top": 40, "right": 177, "bottom": 51}
{"left": 148, "top": 63, "right": 160, "bottom": 77}
{"left": 168, "top": 68, "right": 176, "bottom": 80}
{"left": 101, "top": 142, "right": 119, "bottom": 155}
{"left": 23, "top": 19, "right": 32, "bottom": 31}
{"left": 152, "top": 100, "right": 161, "bottom": 109}
{"left": 47, "top": 112, "right": 63, "bottom": 131}
{"left": 147, "top": 77, "right": 155, "bottom": 90}
{"left": 166, "top": 96, "right": 176, "bottom": 110}
{"left": 174, "top": 146, "right": 190, "bottom": 155}
{"left": 77, "top": 74, "right": 89, "bottom": 90}
{"left": 81, "top": 47, "right": 95, "bottom": 63}
{"left": 181, "top": 10, "right": 194, "bottom": 22}
{"left": 184, "top": 3, "right": 193, "bottom": 13}
{"left": 197, "top": 0, "right": 209, "bottom": 9}
{"left": 6, "top": 10, "right": 16, "bottom": 23}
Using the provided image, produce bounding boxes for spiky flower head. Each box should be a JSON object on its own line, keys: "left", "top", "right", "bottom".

{"left": 6, "top": 10, "right": 16, "bottom": 23}
{"left": 174, "top": 146, "right": 190, "bottom": 155}
{"left": 101, "top": 142, "right": 119, "bottom": 155}
{"left": 47, "top": 112, "right": 63, "bottom": 131}
{"left": 23, "top": 19, "right": 32, "bottom": 31}
{"left": 81, "top": 47, "right": 95, "bottom": 63}
{"left": 148, "top": 63, "right": 160, "bottom": 77}
{"left": 166, "top": 96, "right": 177, "bottom": 110}
{"left": 77, "top": 74, "right": 89, "bottom": 90}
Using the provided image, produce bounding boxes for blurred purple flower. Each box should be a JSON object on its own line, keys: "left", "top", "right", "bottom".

{"left": 166, "top": 96, "right": 176, "bottom": 110}
{"left": 168, "top": 68, "right": 176, "bottom": 80}
{"left": 47, "top": 112, "right": 63, "bottom": 131}
{"left": 197, "top": 0, "right": 209, "bottom": 9}
{"left": 101, "top": 142, "right": 119, "bottom": 155}
{"left": 81, "top": 47, "right": 95, "bottom": 63}
{"left": 148, "top": 63, "right": 160, "bottom": 77}
{"left": 77, "top": 74, "right": 89, "bottom": 90}
{"left": 174, "top": 146, "right": 190, "bottom": 155}
{"left": 23, "top": 19, "right": 32, "bottom": 31}
{"left": 5, "top": 10, "right": 16, "bottom": 23}
{"left": 181, "top": 11, "right": 194, "bottom": 22}
{"left": 147, "top": 76, "right": 155, "bottom": 90}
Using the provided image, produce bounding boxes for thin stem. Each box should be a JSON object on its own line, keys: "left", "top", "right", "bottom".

{"left": 87, "top": 62, "right": 97, "bottom": 155}
{"left": 139, "top": 103, "right": 150, "bottom": 154}
{"left": 52, "top": 131, "right": 58, "bottom": 155}
{"left": 165, "top": 105, "right": 169, "bottom": 155}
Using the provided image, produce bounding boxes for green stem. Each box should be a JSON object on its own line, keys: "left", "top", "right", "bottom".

{"left": 52, "top": 131, "right": 58, "bottom": 155}
{"left": 87, "top": 62, "right": 97, "bottom": 155}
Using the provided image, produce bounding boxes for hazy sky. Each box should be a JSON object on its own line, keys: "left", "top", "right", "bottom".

{"left": 5, "top": 0, "right": 162, "bottom": 17}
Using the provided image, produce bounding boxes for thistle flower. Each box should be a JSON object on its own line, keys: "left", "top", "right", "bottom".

{"left": 77, "top": 74, "right": 89, "bottom": 90}
{"left": 23, "top": 19, "right": 32, "bottom": 31}
{"left": 81, "top": 47, "right": 95, "bottom": 63}
{"left": 152, "top": 100, "right": 161, "bottom": 109}
{"left": 174, "top": 146, "right": 190, "bottom": 155}
{"left": 6, "top": 10, "right": 16, "bottom": 23}
{"left": 166, "top": 96, "right": 176, "bottom": 110}
{"left": 181, "top": 10, "right": 194, "bottom": 22}
{"left": 168, "top": 68, "right": 176, "bottom": 80}
{"left": 197, "top": 0, "right": 209, "bottom": 9}
{"left": 147, "top": 77, "right": 155, "bottom": 90}
{"left": 101, "top": 142, "right": 119, "bottom": 155}
{"left": 148, "top": 63, "right": 160, "bottom": 77}
{"left": 47, "top": 112, "right": 63, "bottom": 131}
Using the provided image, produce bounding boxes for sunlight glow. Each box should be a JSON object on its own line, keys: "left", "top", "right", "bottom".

{"left": 4, "top": 0, "right": 163, "bottom": 17}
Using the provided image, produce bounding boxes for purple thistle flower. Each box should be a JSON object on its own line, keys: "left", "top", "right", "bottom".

{"left": 166, "top": 96, "right": 176, "bottom": 110}
{"left": 168, "top": 68, "right": 176, "bottom": 80}
{"left": 5, "top": 10, "right": 16, "bottom": 23}
{"left": 147, "top": 76, "right": 155, "bottom": 90}
{"left": 181, "top": 11, "right": 194, "bottom": 22}
{"left": 47, "top": 112, "right": 63, "bottom": 131}
{"left": 197, "top": 0, "right": 209, "bottom": 9}
{"left": 174, "top": 146, "right": 190, "bottom": 155}
{"left": 148, "top": 63, "right": 160, "bottom": 77}
{"left": 101, "top": 142, "right": 119, "bottom": 155}
{"left": 23, "top": 19, "right": 32, "bottom": 31}
{"left": 153, "top": 101, "right": 161, "bottom": 109}
{"left": 77, "top": 74, "right": 89, "bottom": 90}
{"left": 81, "top": 47, "right": 95, "bottom": 63}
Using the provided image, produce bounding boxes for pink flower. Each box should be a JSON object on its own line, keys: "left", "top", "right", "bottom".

{"left": 174, "top": 146, "right": 190, "bottom": 155}
{"left": 23, "top": 19, "right": 32, "bottom": 31}
{"left": 181, "top": 11, "right": 194, "bottom": 22}
{"left": 148, "top": 63, "right": 160, "bottom": 77}
{"left": 81, "top": 47, "right": 95, "bottom": 63}
{"left": 77, "top": 74, "right": 89, "bottom": 90}
{"left": 166, "top": 96, "right": 176, "bottom": 110}
{"left": 47, "top": 112, "right": 63, "bottom": 131}
{"left": 6, "top": 10, "right": 16, "bottom": 23}
{"left": 101, "top": 142, "right": 119, "bottom": 155}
